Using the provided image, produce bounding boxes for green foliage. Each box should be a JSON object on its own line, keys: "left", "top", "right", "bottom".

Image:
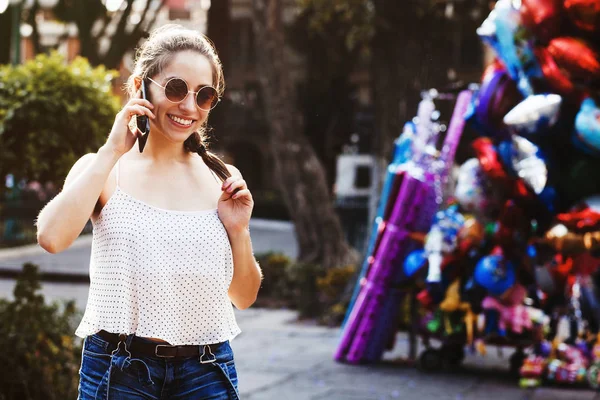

{"left": 296, "top": 0, "right": 375, "bottom": 52}
{"left": 0, "top": 263, "right": 82, "bottom": 400}
{"left": 255, "top": 252, "right": 357, "bottom": 323}
{"left": 0, "top": 52, "right": 120, "bottom": 186}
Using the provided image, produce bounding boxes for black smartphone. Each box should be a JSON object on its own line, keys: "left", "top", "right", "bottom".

{"left": 137, "top": 80, "right": 150, "bottom": 153}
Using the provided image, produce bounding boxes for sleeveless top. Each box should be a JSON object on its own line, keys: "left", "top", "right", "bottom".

{"left": 74, "top": 160, "right": 241, "bottom": 345}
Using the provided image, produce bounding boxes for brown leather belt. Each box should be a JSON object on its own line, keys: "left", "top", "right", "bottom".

{"left": 97, "top": 330, "right": 222, "bottom": 359}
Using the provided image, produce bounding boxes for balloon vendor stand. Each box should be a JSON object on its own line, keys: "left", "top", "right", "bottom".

{"left": 336, "top": 0, "right": 600, "bottom": 390}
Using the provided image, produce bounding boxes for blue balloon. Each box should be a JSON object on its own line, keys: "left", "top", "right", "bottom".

{"left": 404, "top": 249, "right": 427, "bottom": 278}
{"left": 573, "top": 97, "right": 600, "bottom": 156}
{"left": 474, "top": 254, "right": 516, "bottom": 296}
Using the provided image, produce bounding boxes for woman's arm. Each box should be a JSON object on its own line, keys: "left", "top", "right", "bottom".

{"left": 218, "top": 164, "right": 262, "bottom": 309}
{"left": 36, "top": 145, "right": 120, "bottom": 253}
{"left": 227, "top": 229, "right": 263, "bottom": 310}
{"left": 36, "top": 94, "right": 155, "bottom": 254}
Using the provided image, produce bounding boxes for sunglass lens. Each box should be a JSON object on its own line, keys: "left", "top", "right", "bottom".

{"left": 196, "top": 87, "right": 218, "bottom": 110}
{"left": 165, "top": 78, "right": 188, "bottom": 102}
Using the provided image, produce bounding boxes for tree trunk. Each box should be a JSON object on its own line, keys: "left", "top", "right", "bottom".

{"left": 0, "top": 8, "right": 11, "bottom": 65}
{"left": 252, "top": 0, "right": 358, "bottom": 269}
{"left": 207, "top": 0, "right": 231, "bottom": 78}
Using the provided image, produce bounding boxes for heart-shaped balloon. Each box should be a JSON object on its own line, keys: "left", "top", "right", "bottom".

{"left": 534, "top": 47, "right": 579, "bottom": 99}
{"left": 572, "top": 97, "right": 600, "bottom": 155}
{"left": 520, "top": 0, "right": 562, "bottom": 42}
{"left": 564, "top": 0, "right": 600, "bottom": 33}
{"left": 503, "top": 94, "right": 562, "bottom": 136}
{"left": 547, "top": 37, "right": 600, "bottom": 81}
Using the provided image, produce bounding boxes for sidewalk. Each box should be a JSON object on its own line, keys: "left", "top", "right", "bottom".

{"left": 0, "top": 223, "right": 596, "bottom": 399}
{"left": 233, "top": 309, "right": 595, "bottom": 400}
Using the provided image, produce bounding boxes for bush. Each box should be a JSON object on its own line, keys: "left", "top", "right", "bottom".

{"left": 0, "top": 52, "right": 120, "bottom": 187}
{"left": 255, "top": 252, "right": 357, "bottom": 323}
{"left": 0, "top": 263, "right": 82, "bottom": 400}
{"left": 255, "top": 252, "right": 294, "bottom": 302}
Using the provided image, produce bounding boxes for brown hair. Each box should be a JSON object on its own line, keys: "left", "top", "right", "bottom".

{"left": 126, "top": 24, "right": 231, "bottom": 182}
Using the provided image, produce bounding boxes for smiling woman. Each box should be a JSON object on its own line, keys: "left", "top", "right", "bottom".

{"left": 35, "top": 24, "right": 262, "bottom": 400}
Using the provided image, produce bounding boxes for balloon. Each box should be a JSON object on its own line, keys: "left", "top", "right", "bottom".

{"left": 507, "top": 135, "right": 549, "bottom": 195}
{"left": 457, "top": 216, "right": 485, "bottom": 253}
{"left": 547, "top": 37, "right": 600, "bottom": 81}
{"left": 556, "top": 196, "right": 600, "bottom": 230}
{"left": 494, "top": 0, "right": 543, "bottom": 96}
{"left": 564, "top": 0, "right": 600, "bottom": 33}
{"left": 475, "top": 64, "right": 522, "bottom": 137}
{"left": 454, "top": 158, "right": 494, "bottom": 214}
{"left": 573, "top": 97, "right": 600, "bottom": 155}
{"left": 472, "top": 137, "right": 509, "bottom": 181}
{"left": 404, "top": 249, "right": 427, "bottom": 278}
{"left": 535, "top": 47, "right": 578, "bottom": 98}
{"left": 474, "top": 252, "right": 517, "bottom": 296}
{"left": 520, "top": 0, "right": 562, "bottom": 42}
{"left": 503, "top": 94, "right": 562, "bottom": 136}
{"left": 477, "top": 8, "right": 501, "bottom": 55}
{"left": 584, "top": 195, "right": 600, "bottom": 212}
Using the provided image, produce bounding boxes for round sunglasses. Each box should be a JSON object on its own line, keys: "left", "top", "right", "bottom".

{"left": 147, "top": 77, "right": 220, "bottom": 111}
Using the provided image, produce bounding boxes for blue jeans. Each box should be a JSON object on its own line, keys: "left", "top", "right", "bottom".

{"left": 77, "top": 333, "right": 240, "bottom": 400}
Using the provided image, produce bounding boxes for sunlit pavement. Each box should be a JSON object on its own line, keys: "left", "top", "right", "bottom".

{"left": 0, "top": 221, "right": 595, "bottom": 399}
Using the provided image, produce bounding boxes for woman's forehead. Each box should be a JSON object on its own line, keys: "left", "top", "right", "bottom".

{"left": 159, "top": 51, "right": 213, "bottom": 88}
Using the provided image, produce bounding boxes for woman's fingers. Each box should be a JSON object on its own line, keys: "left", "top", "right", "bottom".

{"left": 128, "top": 97, "right": 154, "bottom": 110}
{"left": 120, "top": 104, "right": 156, "bottom": 120}
{"left": 232, "top": 189, "right": 252, "bottom": 200}
{"left": 224, "top": 178, "right": 247, "bottom": 193}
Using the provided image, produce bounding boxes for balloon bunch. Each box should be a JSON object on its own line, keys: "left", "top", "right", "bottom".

{"left": 398, "top": 0, "right": 600, "bottom": 388}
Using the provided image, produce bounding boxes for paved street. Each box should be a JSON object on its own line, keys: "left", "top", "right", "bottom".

{"left": 0, "top": 220, "right": 597, "bottom": 399}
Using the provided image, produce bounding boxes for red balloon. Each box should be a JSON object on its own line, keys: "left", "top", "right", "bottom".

{"left": 534, "top": 47, "right": 583, "bottom": 100}
{"left": 520, "top": 0, "right": 562, "bottom": 42}
{"left": 471, "top": 138, "right": 508, "bottom": 181}
{"left": 564, "top": 0, "right": 600, "bottom": 33}
{"left": 547, "top": 37, "right": 600, "bottom": 80}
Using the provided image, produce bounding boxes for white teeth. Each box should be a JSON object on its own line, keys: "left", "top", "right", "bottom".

{"left": 168, "top": 114, "right": 193, "bottom": 126}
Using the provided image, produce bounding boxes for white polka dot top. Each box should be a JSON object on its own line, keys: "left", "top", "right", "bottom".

{"left": 75, "top": 160, "right": 241, "bottom": 345}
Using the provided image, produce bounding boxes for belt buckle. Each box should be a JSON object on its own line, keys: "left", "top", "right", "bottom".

{"left": 155, "top": 344, "right": 176, "bottom": 358}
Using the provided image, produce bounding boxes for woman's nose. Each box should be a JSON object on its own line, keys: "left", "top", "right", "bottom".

{"left": 179, "top": 92, "right": 197, "bottom": 112}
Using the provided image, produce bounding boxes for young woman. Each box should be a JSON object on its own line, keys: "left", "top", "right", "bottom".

{"left": 36, "top": 24, "right": 262, "bottom": 399}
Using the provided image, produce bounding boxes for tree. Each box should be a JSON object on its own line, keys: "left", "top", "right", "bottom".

{"left": 289, "top": 0, "right": 373, "bottom": 184}
{"left": 298, "top": 0, "right": 487, "bottom": 162}
{"left": 0, "top": 52, "right": 120, "bottom": 186}
{"left": 252, "top": 0, "right": 358, "bottom": 270}
{"left": 0, "top": 8, "right": 11, "bottom": 64}
{"left": 45, "top": 0, "right": 166, "bottom": 68}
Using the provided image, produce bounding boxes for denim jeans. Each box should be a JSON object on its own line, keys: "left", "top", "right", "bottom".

{"left": 77, "top": 333, "right": 240, "bottom": 400}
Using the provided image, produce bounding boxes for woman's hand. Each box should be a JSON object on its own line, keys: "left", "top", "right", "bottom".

{"left": 105, "top": 92, "right": 155, "bottom": 157}
{"left": 218, "top": 171, "right": 254, "bottom": 238}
